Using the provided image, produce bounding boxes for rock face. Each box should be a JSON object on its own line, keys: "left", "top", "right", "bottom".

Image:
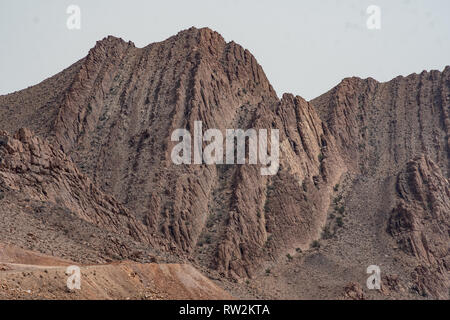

{"left": 0, "top": 128, "right": 148, "bottom": 242}
{"left": 388, "top": 156, "right": 449, "bottom": 298}
{"left": 0, "top": 27, "right": 448, "bottom": 299}
{"left": 310, "top": 70, "right": 449, "bottom": 299}
{"left": 0, "top": 128, "right": 160, "bottom": 264}
{"left": 342, "top": 282, "right": 366, "bottom": 300}
{"left": 312, "top": 71, "right": 450, "bottom": 178}
{"left": 0, "top": 28, "right": 344, "bottom": 279}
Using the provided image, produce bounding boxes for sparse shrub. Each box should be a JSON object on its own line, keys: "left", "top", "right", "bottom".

{"left": 265, "top": 235, "right": 273, "bottom": 247}
{"left": 333, "top": 184, "right": 339, "bottom": 192}
{"left": 198, "top": 234, "right": 212, "bottom": 246}
{"left": 336, "top": 216, "right": 344, "bottom": 227}
{"left": 286, "top": 253, "right": 293, "bottom": 261}
{"left": 333, "top": 195, "right": 342, "bottom": 204}
{"left": 318, "top": 153, "right": 324, "bottom": 162}
{"left": 206, "top": 216, "right": 214, "bottom": 228}
{"left": 311, "top": 240, "right": 320, "bottom": 248}
{"left": 337, "top": 206, "right": 345, "bottom": 215}
{"left": 296, "top": 248, "right": 302, "bottom": 253}
{"left": 265, "top": 268, "right": 271, "bottom": 275}
{"left": 313, "top": 175, "right": 319, "bottom": 187}
{"left": 322, "top": 226, "right": 332, "bottom": 239}
{"left": 264, "top": 198, "right": 270, "bottom": 213}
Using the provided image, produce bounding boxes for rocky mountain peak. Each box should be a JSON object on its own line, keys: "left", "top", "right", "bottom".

{"left": 0, "top": 28, "right": 448, "bottom": 299}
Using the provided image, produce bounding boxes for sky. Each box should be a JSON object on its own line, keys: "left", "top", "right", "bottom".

{"left": 0, "top": 0, "right": 449, "bottom": 100}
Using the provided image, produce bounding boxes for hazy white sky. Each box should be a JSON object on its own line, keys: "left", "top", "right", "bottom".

{"left": 1, "top": 0, "right": 449, "bottom": 100}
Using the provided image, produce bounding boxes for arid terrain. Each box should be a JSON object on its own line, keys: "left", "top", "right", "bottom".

{"left": 0, "top": 27, "right": 448, "bottom": 300}
{"left": 0, "top": 243, "right": 231, "bottom": 299}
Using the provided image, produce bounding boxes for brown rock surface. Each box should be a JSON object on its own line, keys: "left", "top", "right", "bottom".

{"left": 388, "top": 155, "right": 449, "bottom": 298}
{"left": 0, "top": 27, "right": 448, "bottom": 299}
{"left": 0, "top": 128, "right": 148, "bottom": 242}
{"left": 0, "top": 243, "right": 231, "bottom": 300}
{"left": 342, "top": 282, "right": 366, "bottom": 300}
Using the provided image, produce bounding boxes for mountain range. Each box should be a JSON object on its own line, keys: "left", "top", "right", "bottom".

{"left": 0, "top": 27, "right": 448, "bottom": 299}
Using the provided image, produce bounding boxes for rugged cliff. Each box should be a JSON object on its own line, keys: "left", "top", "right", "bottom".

{"left": 0, "top": 27, "right": 448, "bottom": 299}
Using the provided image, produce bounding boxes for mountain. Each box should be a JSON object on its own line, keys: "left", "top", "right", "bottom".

{"left": 0, "top": 243, "right": 232, "bottom": 300}
{"left": 0, "top": 27, "right": 448, "bottom": 299}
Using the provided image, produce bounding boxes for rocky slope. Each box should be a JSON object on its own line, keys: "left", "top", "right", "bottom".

{"left": 0, "top": 243, "right": 231, "bottom": 300}
{"left": 0, "top": 27, "right": 448, "bottom": 299}
{"left": 0, "top": 128, "right": 162, "bottom": 264}
{"left": 388, "top": 155, "right": 449, "bottom": 298}
{"left": 0, "top": 128, "right": 148, "bottom": 240}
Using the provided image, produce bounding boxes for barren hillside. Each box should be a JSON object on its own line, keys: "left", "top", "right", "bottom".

{"left": 0, "top": 27, "right": 448, "bottom": 299}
